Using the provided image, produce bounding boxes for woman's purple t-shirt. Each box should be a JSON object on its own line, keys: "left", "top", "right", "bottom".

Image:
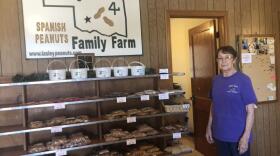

{"left": 211, "top": 71, "right": 257, "bottom": 142}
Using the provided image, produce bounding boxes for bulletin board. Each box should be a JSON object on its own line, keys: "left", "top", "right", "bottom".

{"left": 238, "top": 35, "right": 277, "bottom": 103}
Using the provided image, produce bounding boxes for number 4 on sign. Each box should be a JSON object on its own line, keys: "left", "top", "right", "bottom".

{"left": 109, "top": 2, "right": 120, "bottom": 15}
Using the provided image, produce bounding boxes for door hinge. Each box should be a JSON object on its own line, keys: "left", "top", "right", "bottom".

{"left": 215, "top": 32, "right": 220, "bottom": 38}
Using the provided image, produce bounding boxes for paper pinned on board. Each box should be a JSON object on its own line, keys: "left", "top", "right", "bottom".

{"left": 241, "top": 53, "right": 252, "bottom": 64}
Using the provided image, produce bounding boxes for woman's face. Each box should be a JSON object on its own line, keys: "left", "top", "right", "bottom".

{"left": 217, "top": 52, "right": 236, "bottom": 72}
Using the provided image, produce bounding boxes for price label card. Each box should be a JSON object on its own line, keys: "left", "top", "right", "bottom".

{"left": 173, "top": 132, "right": 182, "bottom": 139}
{"left": 127, "top": 117, "right": 136, "bottom": 123}
{"left": 183, "top": 104, "right": 190, "bottom": 110}
{"left": 126, "top": 139, "right": 136, "bottom": 145}
{"left": 140, "top": 95, "right": 150, "bottom": 101}
{"left": 51, "top": 126, "right": 63, "bottom": 133}
{"left": 160, "top": 74, "right": 169, "bottom": 80}
{"left": 159, "top": 68, "right": 169, "bottom": 74}
{"left": 159, "top": 93, "right": 169, "bottom": 100}
{"left": 55, "top": 149, "right": 67, "bottom": 156}
{"left": 54, "top": 103, "right": 66, "bottom": 110}
{"left": 117, "top": 97, "right": 127, "bottom": 103}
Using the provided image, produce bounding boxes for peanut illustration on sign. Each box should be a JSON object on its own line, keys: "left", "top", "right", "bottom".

{"left": 94, "top": 7, "right": 114, "bottom": 27}
{"left": 94, "top": 7, "right": 105, "bottom": 19}
{"left": 103, "top": 16, "right": 114, "bottom": 27}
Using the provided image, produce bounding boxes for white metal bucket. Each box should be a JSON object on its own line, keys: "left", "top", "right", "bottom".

{"left": 129, "top": 61, "right": 145, "bottom": 76}
{"left": 94, "top": 59, "right": 112, "bottom": 78}
{"left": 112, "top": 58, "right": 128, "bottom": 77}
{"left": 47, "top": 60, "right": 67, "bottom": 81}
{"left": 69, "top": 59, "right": 89, "bottom": 79}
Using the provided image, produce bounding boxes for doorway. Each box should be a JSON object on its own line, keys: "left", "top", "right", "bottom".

{"left": 168, "top": 11, "right": 228, "bottom": 156}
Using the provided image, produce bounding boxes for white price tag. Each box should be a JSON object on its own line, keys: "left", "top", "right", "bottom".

{"left": 140, "top": 95, "right": 150, "bottom": 101}
{"left": 51, "top": 126, "right": 63, "bottom": 133}
{"left": 160, "top": 74, "right": 169, "bottom": 80}
{"left": 54, "top": 103, "right": 66, "bottom": 110}
{"left": 117, "top": 97, "right": 127, "bottom": 103}
{"left": 127, "top": 117, "right": 136, "bottom": 123}
{"left": 55, "top": 149, "right": 67, "bottom": 156}
{"left": 173, "top": 132, "right": 182, "bottom": 139}
{"left": 159, "top": 93, "right": 169, "bottom": 100}
{"left": 159, "top": 68, "right": 169, "bottom": 74}
{"left": 183, "top": 104, "right": 190, "bottom": 110}
{"left": 126, "top": 138, "right": 136, "bottom": 145}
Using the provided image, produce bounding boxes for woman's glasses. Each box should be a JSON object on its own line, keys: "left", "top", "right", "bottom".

{"left": 216, "top": 55, "right": 233, "bottom": 62}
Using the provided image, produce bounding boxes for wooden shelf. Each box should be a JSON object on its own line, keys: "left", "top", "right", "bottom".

{"left": 0, "top": 73, "right": 184, "bottom": 88}
{"left": 0, "top": 112, "right": 187, "bottom": 136}
{"left": 0, "top": 90, "right": 184, "bottom": 112}
{"left": 22, "top": 131, "right": 190, "bottom": 156}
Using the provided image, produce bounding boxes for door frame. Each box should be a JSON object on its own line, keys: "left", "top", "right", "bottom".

{"left": 166, "top": 10, "right": 229, "bottom": 72}
{"left": 166, "top": 11, "right": 229, "bottom": 153}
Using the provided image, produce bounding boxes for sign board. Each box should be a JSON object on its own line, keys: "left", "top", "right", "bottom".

{"left": 22, "top": 0, "right": 142, "bottom": 58}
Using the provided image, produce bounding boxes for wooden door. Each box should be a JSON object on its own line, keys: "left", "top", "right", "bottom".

{"left": 189, "top": 20, "right": 217, "bottom": 156}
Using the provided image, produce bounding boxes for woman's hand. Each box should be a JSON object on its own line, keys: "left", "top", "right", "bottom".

{"left": 238, "top": 136, "right": 249, "bottom": 154}
{"left": 205, "top": 126, "right": 214, "bottom": 144}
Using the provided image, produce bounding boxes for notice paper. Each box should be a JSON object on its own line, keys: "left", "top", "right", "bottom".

{"left": 242, "top": 53, "right": 252, "bottom": 64}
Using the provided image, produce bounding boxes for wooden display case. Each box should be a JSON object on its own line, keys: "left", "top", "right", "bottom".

{"left": 0, "top": 73, "right": 191, "bottom": 156}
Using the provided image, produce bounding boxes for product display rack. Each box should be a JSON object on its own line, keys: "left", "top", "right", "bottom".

{"left": 21, "top": 132, "right": 190, "bottom": 156}
{"left": 0, "top": 112, "right": 186, "bottom": 136}
{"left": 0, "top": 73, "right": 191, "bottom": 156}
{"left": 0, "top": 90, "right": 184, "bottom": 111}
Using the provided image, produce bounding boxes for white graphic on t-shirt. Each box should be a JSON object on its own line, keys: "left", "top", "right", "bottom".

{"left": 43, "top": 0, "right": 127, "bottom": 37}
{"left": 227, "top": 84, "right": 239, "bottom": 94}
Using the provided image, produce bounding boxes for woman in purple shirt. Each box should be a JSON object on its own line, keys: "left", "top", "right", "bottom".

{"left": 206, "top": 46, "right": 257, "bottom": 156}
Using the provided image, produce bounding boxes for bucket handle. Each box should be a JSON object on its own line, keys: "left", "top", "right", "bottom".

{"left": 47, "top": 60, "right": 67, "bottom": 72}
{"left": 111, "top": 58, "right": 128, "bottom": 67}
{"left": 93, "top": 58, "right": 112, "bottom": 69}
{"left": 128, "top": 61, "right": 145, "bottom": 68}
{"left": 69, "top": 59, "right": 89, "bottom": 70}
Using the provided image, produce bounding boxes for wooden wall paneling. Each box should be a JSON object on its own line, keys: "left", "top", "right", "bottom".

{"left": 262, "top": 105, "right": 271, "bottom": 156}
{"left": 268, "top": 104, "right": 278, "bottom": 155}
{"left": 249, "top": 1, "right": 266, "bottom": 156}
{"left": 255, "top": 4, "right": 266, "bottom": 155}
{"left": 65, "top": 57, "right": 76, "bottom": 71}
{"left": 250, "top": 1, "right": 260, "bottom": 151}
{"left": 213, "top": 0, "right": 225, "bottom": 11}
{"left": 178, "top": 0, "right": 187, "bottom": 10}
{"left": 251, "top": 0, "right": 260, "bottom": 34}
{"left": 0, "top": 135, "right": 24, "bottom": 149}
{"left": 207, "top": 0, "right": 214, "bottom": 10}
{"left": 255, "top": 106, "right": 265, "bottom": 156}
{"left": 26, "top": 82, "right": 96, "bottom": 102}
{"left": 168, "top": 0, "right": 179, "bottom": 10}
{"left": 0, "top": 86, "right": 24, "bottom": 148}
{"left": 240, "top": 0, "right": 252, "bottom": 34}
{"left": 18, "top": 0, "right": 38, "bottom": 75}
{"left": 148, "top": 0, "right": 159, "bottom": 70}
{"left": 259, "top": 0, "right": 266, "bottom": 34}
{"left": 186, "top": 0, "right": 195, "bottom": 10}
{"left": 234, "top": 0, "right": 242, "bottom": 36}
{"left": 265, "top": 0, "right": 273, "bottom": 34}
{"left": 157, "top": 0, "right": 168, "bottom": 69}
{"left": 262, "top": 0, "right": 274, "bottom": 155}
{"left": 0, "top": 47, "right": 2, "bottom": 75}
{"left": 0, "top": 0, "right": 23, "bottom": 76}
{"left": 125, "top": 56, "right": 140, "bottom": 67}
{"left": 37, "top": 59, "right": 49, "bottom": 73}
{"left": 139, "top": 0, "right": 151, "bottom": 67}
{"left": 226, "top": 0, "right": 235, "bottom": 47}
{"left": 276, "top": 3, "right": 280, "bottom": 156}
{"left": 268, "top": 1, "right": 279, "bottom": 155}
{"left": 112, "top": 56, "right": 125, "bottom": 67}
{"left": 194, "top": 0, "right": 207, "bottom": 10}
